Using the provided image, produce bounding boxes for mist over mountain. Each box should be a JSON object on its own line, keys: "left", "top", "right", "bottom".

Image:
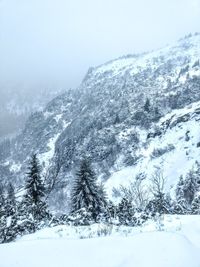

{"left": 1, "top": 0, "right": 200, "bottom": 263}
{"left": 0, "top": 86, "right": 64, "bottom": 139}
{"left": 0, "top": 33, "right": 200, "bottom": 212}
{"left": 1, "top": 0, "right": 199, "bottom": 140}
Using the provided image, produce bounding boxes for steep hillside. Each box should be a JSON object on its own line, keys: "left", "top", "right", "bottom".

{"left": 1, "top": 33, "right": 200, "bottom": 211}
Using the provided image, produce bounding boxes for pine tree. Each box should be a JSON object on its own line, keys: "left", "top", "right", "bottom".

{"left": 0, "top": 184, "right": 6, "bottom": 243}
{"left": 106, "top": 200, "right": 117, "bottom": 223}
{"left": 3, "top": 184, "right": 18, "bottom": 243}
{"left": 96, "top": 183, "right": 109, "bottom": 223}
{"left": 71, "top": 158, "right": 105, "bottom": 222}
{"left": 145, "top": 193, "right": 170, "bottom": 216}
{"left": 144, "top": 98, "right": 150, "bottom": 112}
{"left": 191, "top": 193, "right": 200, "bottom": 214}
{"left": 152, "top": 107, "right": 161, "bottom": 122}
{"left": 114, "top": 114, "right": 120, "bottom": 124}
{"left": 183, "top": 170, "right": 197, "bottom": 205}
{"left": 117, "top": 197, "right": 135, "bottom": 226}
{"left": 0, "top": 183, "right": 5, "bottom": 213}
{"left": 174, "top": 175, "right": 188, "bottom": 214}
{"left": 176, "top": 176, "right": 184, "bottom": 200}
{"left": 5, "top": 183, "right": 16, "bottom": 217}
{"left": 21, "top": 154, "right": 49, "bottom": 232}
{"left": 98, "top": 182, "right": 107, "bottom": 208}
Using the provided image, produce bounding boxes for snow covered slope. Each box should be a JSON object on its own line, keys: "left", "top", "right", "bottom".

{"left": 106, "top": 100, "right": 200, "bottom": 196}
{"left": 0, "top": 215, "right": 200, "bottom": 267}
{"left": 1, "top": 33, "right": 200, "bottom": 210}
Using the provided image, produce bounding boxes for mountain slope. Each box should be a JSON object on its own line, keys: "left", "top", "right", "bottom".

{"left": 0, "top": 86, "right": 63, "bottom": 139}
{"left": 1, "top": 33, "right": 200, "bottom": 211}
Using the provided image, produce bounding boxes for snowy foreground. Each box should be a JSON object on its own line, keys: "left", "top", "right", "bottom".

{"left": 0, "top": 216, "right": 200, "bottom": 267}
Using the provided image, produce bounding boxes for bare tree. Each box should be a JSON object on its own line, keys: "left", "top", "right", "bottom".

{"left": 148, "top": 167, "right": 170, "bottom": 216}
{"left": 148, "top": 168, "right": 168, "bottom": 230}
{"left": 150, "top": 168, "right": 166, "bottom": 198}
{"left": 119, "top": 173, "right": 149, "bottom": 209}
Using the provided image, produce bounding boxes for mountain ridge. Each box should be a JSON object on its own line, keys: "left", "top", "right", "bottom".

{"left": 1, "top": 33, "right": 200, "bottom": 211}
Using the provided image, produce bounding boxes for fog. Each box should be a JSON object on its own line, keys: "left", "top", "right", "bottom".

{"left": 0, "top": 0, "right": 200, "bottom": 91}
{"left": 0, "top": 0, "right": 200, "bottom": 137}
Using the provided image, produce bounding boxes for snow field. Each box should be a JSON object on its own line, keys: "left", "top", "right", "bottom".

{"left": 0, "top": 215, "right": 200, "bottom": 267}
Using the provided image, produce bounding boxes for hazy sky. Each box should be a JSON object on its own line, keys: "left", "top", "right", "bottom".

{"left": 0, "top": 0, "right": 200, "bottom": 91}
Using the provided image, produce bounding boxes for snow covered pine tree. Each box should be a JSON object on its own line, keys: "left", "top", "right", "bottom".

{"left": 70, "top": 158, "right": 106, "bottom": 224}
{"left": 3, "top": 183, "right": 18, "bottom": 243}
{"left": 0, "top": 184, "right": 6, "bottom": 243}
{"left": 18, "top": 154, "right": 50, "bottom": 234}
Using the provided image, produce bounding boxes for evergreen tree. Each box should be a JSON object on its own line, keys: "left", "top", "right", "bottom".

{"left": 144, "top": 98, "right": 150, "bottom": 112}
{"left": 183, "top": 170, "right": 197, "bottom": 205}
{"left": 114, "top": 114, "right": 120, "bottom": 124}
{"left": 67, "top": 207, "right": 95, "bottom": 226}
{"left": 3, "top": 184, "right": 18, "bottom": 243}
{"left": 117, "top": 197, "right": 135, "bottom": 226}
{"left": 0, "top": 184, "right": 6, "bottom": 243}
{"left": 191, "top": 193, "right": 200, "bottom": 214}
{"left": 176, "top": 176, "right": 184, "bottom": 200}
{"left": 98, "top": 182, "right": 107, "bottom": 208}
{"left": 96, "top": 183, "right": 109, "bottom": 223}
{"left": 5, "top": 183, "right": 16, "bottom": 217}
{"left": 192, "top": 161, "right": 200, "bottom": 191}
{"left": 0, "top": 183, "right": 20, "bottom": 243}
{"left": 0, "top": 183, "right": 5, "bottom": 213}
{"left": 174, "top": 176, "right": 188, "bottom": 214}
{"left": 145, "top": 193, "right": 170, "bottom": 216}
{"left": 71, "top": 158, "right": 105, "bottom": 222}
{"left": 152, "top": 107, "right": 161, "bottom": 122}
{"left": 21, "top": 154, "right": 49, "bottom": 232}
{"left": 106, "top": 200, "right": 117, "bottom": 223}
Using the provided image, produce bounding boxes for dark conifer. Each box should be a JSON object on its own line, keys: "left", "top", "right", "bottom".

{"left": 3, "top": 184, "right": 18, "bottom": 243}
{"left": 21, "top": 154, "right": 49, "bottom": 232}
{"left": 183, "top": 171, "right": 197, "bottom": 205}
{"left": 144, "top": 98, "right": 150, "bottom": 112}
{"left": 0, "top": 184, "right": 6, "bottom": 243}
{"left": 191, "top": 193, "right": 200, "bottom": 214}
{"left": 117, "top": 197, "right": 135, "bottom": 226}
{"left": 71, "top": 158, "right": 105, "bottom": 222}
{"left": 5, "top": 183, "right": 16, "bottom": 217}
{"left": 174, "top": 175, "right": 188, "bottom": 214}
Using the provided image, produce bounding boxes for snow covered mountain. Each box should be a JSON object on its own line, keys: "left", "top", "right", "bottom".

{"left": 1, "top": 33, "right": 200, "bottom": 211}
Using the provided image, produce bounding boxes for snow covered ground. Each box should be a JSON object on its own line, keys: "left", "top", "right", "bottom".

{"left": 0, "top": 215, "right": 200, "bottom": 267}
{"left": 105, "top": 100, "right": 200, "bottom": 200}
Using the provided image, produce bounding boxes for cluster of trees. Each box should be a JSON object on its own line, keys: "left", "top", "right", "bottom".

{"left": 1, "top": 154, "right": 200, "bottom": 244}
{"left": 174, "top": 162, "right": 200, "bottom": 214}
{"left": 67, "top": 162, "right": 200, "bottom": 227}
{"left": 68, "top": 160, "right": 149, "bottom": 226}
{"left": 0, "top": 154, "right": 51, "bottom": 243}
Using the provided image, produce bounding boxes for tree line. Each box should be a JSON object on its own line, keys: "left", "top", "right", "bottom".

{"left": 1, "top": 154, "right": 200, "bottom": 243}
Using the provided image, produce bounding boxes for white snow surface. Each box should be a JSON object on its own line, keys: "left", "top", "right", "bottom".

{"left": 38, "top": 133, "right": 60, "bottom": 171}
{"left": 0, "top": 215, "right": 200, "bottom": 267}
{"left": 93, "top": 34, "right": 200, "bottom": 79}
